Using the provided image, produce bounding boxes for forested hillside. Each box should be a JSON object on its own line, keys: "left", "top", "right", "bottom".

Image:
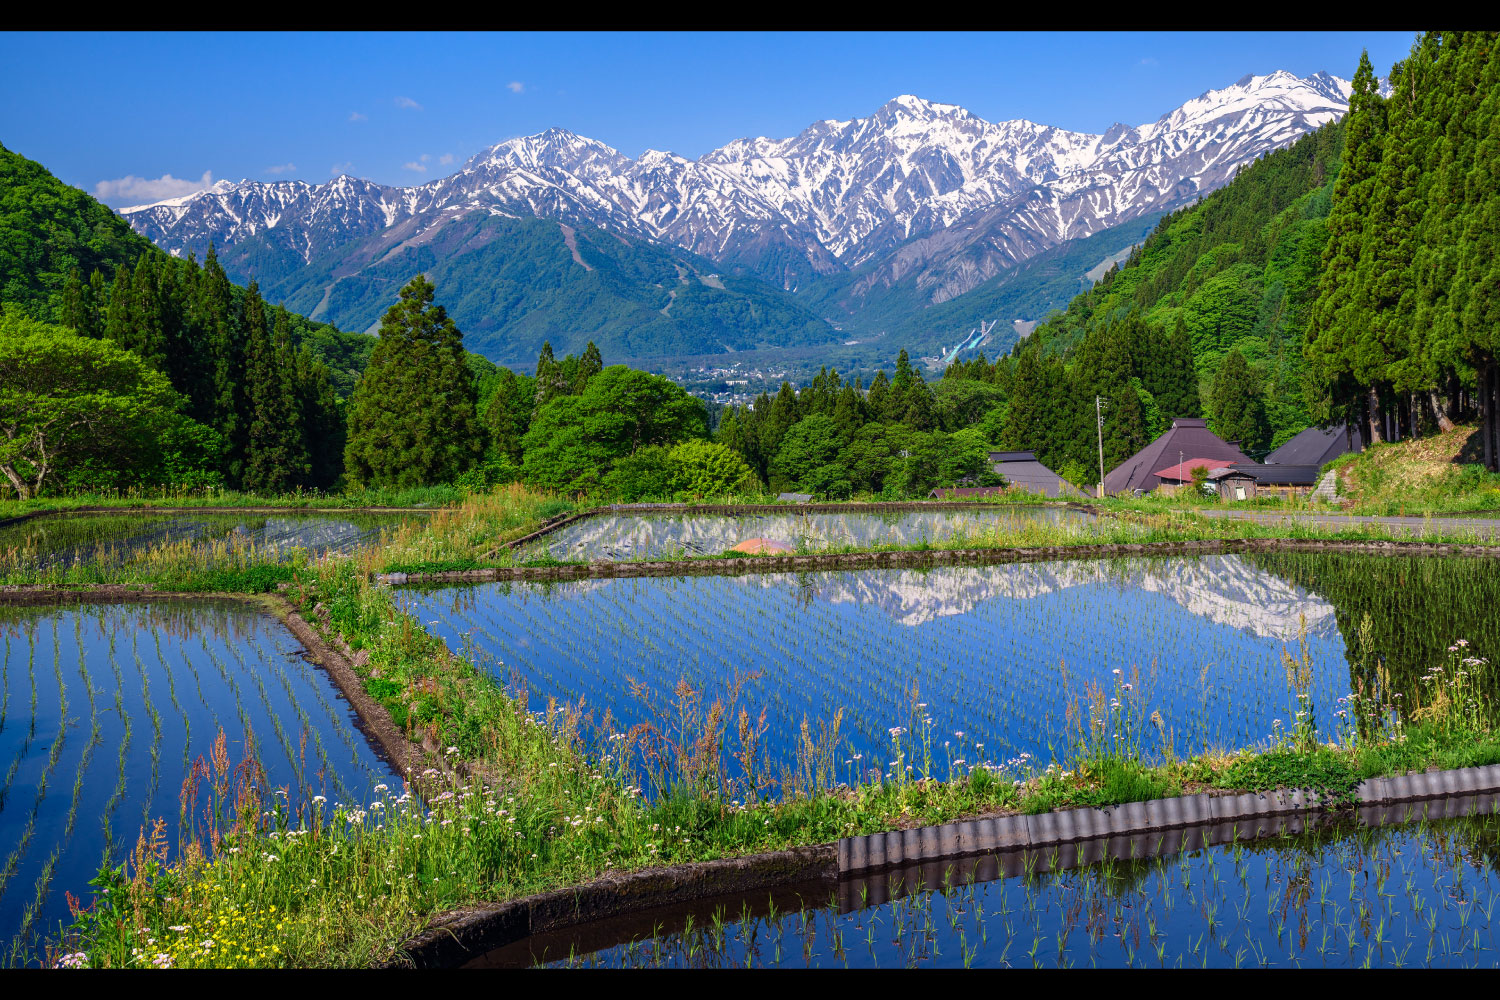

{"left": 706, "top": 109, "right": 1351, "bottom": 495}
{"left": 0, "top": 145, "right": 377, "bottom": 493}
{"left": 940, "top": 115, "right": 1345, "bottom": 481}
{"left": 1305, "top": 33, "right": 1500, "bottom": 472}
{"left": 229, "top": 212, "right": 840, "bottom": 366}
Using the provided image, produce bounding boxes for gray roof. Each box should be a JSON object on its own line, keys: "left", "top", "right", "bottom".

{"left": 1209, "top": 464, "right": 1321, "bottom": 486}
{"left": 776, "top": 492, "right": 813, "bottom": 503}
{"left": 991, "top": 459, "right": 1087, "bottom": 498}
{"left": 1264, "top": 425, "right": 1364, "bottom": 466}
{"left": 1105, "top": 418, "right": 1250, "bottom": 494}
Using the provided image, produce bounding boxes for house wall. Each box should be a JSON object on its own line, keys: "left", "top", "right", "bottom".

{"left": 1217, "top": 478, "right": 1258, "bottom": 501}
{"left": 1216, "top": 480, "right": 1313, "bottom": 501}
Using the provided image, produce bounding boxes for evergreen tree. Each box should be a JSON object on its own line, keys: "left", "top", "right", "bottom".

{"left": 763, "top": 381, "right": 800, "bottom": 458}
{"left": 1102, "top": 382, "right": 1150, "bottom": 470}
{"left": 576, "top": 340, "right": 604, "bottom": 392}
{"left": 241, "top": 291, "right": 309, "bottom": 492}
{"left": 1305, "top": 50, "right": 1386, "bottom": 440}
{"left": 60, "top": 267, "right": 98, "bottom": 338}
{"left": 343, "top": 276, "right": 482, "bottom": 489}
{"left": 294, "top": 344, "right": 344, "bottom": 489}
{"left": 1209, "top": 348, "right": 1271, "bottom": 454}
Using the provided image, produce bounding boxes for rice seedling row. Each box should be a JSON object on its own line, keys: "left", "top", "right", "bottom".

{"left": 540, "top": 808, "right": 1500, "bottom": 968}
{"left": 0, "top": 513, "right": 420, "bottom": 575}
{"left": 0, "top": 601, "right": 400, "bottom": 963}
{"left": 402, "top": 552, "right": 1499, "bottom": 797}
{"left": 526, "top": 508, "right": 1102, "bottom": 563}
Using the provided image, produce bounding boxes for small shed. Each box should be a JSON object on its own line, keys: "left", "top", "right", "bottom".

{"left": 1208, "top": 464, "right": 1322, "bottom": 501}
{"left": 776, "top": 492, "right": 813, "bottom": 504}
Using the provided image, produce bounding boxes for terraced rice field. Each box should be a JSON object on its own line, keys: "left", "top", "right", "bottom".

{"left": 401, "top": 553, "right": 1394, "bottom": 789}
{"left": 405, "top": 550, "right": 1500, "bottom": 793}
{"left": 0, "top": 512, "right": 418, "bottom": 570}
{"left": 524, "top": 507, "right": 1100, "bottom": 561}
{"left": 523, "top": 805, "right": 1500, "bottom": 968}
{"left": 0, "top": 601, "right": 399, "bottom": 963}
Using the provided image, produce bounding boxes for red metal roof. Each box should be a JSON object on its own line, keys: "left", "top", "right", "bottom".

{"left": 1152, "top": 457, "right": 1235, "bottom": 482}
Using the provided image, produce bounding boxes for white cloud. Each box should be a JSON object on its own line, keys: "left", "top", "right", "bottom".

{"left": 1139, "top": 57, "right": 1159, "bottom": 67}
{"left": 331, "top": 161, "right": 355, "bottom": 175}
{"left": 265, "top": 162, "right": 296, "bottom": 175}
{"left": 395, "top": 96, "right": 422, "bottom": 110}
{"left": 506, "top": 81, "right": 524, "bottom": 94}
{"left": 438, "top": 153, "right": 455, "bottom": 166}
{"left": 93, "top": 169, "right": 214, "bottom": 207}
{"left": 402, "top": 161, "right": 427, "bottom": 173}
{"left": 420, "top": 153, "right": 431, "bottom": 162}
{"left": 349, "top": 111, "right": 367, "bottom": 122}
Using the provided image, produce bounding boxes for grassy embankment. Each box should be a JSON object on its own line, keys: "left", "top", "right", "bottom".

{"left": 1326, "top": 425, "right": 1500, "bottom": 515}
{"left": 378, "top": 499, "right": 1500, "bottom": 577}
{"left": 22, "top": 484, "right": 1499, "bottom": 967}
{"left": 0, "top": 483, "right": 471, "bottom": 519}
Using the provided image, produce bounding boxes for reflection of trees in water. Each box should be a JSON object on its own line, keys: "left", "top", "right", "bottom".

{"left": 1249, "top": 553, "right": 1500, "bottom": 716}
{"left": 0, "top": 600, "right": 273, "bottom": 645}
{"left": 0, "top": 513, "right": 407, "bottom": 569}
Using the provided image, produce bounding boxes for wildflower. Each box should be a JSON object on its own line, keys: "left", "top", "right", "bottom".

{"left": 54, "top": 953, "right": 88, "bottom": 969}
{"left": 374, "top": 784, "right": 388, "bottom": 794}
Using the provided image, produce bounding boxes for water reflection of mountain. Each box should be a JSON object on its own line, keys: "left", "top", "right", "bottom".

{"left": 734, "top": 555, "right": 1338, "bottom": 639}
{"left": 529, "top": 508, "right": 1094, "bottom": 561}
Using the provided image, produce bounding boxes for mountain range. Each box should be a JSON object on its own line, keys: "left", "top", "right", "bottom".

{"left": 119, "top": 70, "right": 1352, "bottom": 371}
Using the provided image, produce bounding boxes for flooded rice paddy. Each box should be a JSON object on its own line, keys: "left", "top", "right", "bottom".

{"left": 507, "top": 802, "right": 1500, "bottom": 968}
{"left": 0, "top": 511, "right": 418, "bottom": 570}
{"left": 0, "top": 601, "right": 399, "bottom": 960}
{"left": 401, "top": 551, "right": 1500, "bottom": 791}
{"left": 524, "top": 506, "right": 1098, "bottom": 561}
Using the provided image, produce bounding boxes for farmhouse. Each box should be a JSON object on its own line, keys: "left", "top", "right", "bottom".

{"left": 1265, "top": 424, "right": 1365, "bottom": 466}
{"left": 1105, "top": 418, "right": 1251, "bottom": 495}
{"left": 928, "top": 451, "right": 1085, "bottom": 500}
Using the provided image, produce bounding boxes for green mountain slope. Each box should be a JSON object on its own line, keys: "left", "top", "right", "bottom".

{"left": 800, "top": 212, "right": 1168, "bottom": 357}
{"left": 0, "top": 141, "right": 158, "bottom": 318}
{"left": 0, "top": 142, "right": 376, "bottom": 393}
{"left": 229, "top": 211, "right": 840, "bottom": 367}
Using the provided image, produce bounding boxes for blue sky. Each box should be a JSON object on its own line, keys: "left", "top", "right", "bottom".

{"left": 1, "top": 30, "right": 1418, "bottom": 207}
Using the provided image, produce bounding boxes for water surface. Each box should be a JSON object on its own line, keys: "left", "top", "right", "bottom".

{"left": 0, "top": 601, "right": 400, "bottom": 961}
{"left": 526, "top": 507, "right": 1097, "bottom": 561}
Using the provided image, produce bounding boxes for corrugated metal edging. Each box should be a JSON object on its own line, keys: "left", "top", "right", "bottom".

{"left": 836, "top": 763, "right": 1500, "bottom": 877}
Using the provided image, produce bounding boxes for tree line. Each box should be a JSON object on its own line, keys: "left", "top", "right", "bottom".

{"left": 49, "top": 247, "right": 347, "bottom": 493}
{"left": 1305, "top": 32, "right": 1500, "bottom": 471}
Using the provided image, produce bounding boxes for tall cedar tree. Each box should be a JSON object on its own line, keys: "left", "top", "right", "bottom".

{"left": 343, "top": 276, "right": 481, "bottom": 488}
{"left": 1209, "top": 347, "right": 1272, "bottom": 454}
{"left": 241, "top": 290, "right": 310, "bottom": 492}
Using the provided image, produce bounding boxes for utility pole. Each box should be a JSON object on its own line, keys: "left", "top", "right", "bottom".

{"left": 1095, "top": 395, "right": 1108, "bottom": 498}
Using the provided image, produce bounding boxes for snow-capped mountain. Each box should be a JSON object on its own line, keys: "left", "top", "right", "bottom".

{"left": 119, "top": 70, "right": 1351, "bottom": 360}
{"left": 123, "top": 70, "right": 1349, "bottom": 296}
